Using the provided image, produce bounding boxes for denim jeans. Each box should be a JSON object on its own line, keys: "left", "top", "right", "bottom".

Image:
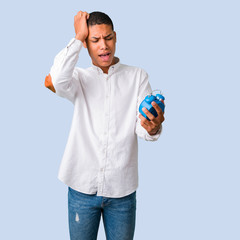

{"left": 68, "top": 187, "right": 136, "bottom": 240}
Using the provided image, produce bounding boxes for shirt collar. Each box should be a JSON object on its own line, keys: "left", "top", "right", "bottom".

{"left": 91, "top": 57, "right": 121, "bottom": 75}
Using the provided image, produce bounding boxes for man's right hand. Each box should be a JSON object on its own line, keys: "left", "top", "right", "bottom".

{"left": 74, "top": 11, "right": 90, "bottom": 43}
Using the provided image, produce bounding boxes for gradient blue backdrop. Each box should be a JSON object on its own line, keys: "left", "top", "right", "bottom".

{"left": 1, "top": 0, "right": 239, "bottom": 239}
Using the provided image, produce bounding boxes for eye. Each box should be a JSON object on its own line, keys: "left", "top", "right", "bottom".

{"left": 106, "top": 37, "right": 113, "bottom": 40}
{"left": 91, "top": 40, "right": 98, "bottom": 43}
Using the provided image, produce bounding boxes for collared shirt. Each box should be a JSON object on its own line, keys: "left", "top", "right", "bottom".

{"left": 46, "top": 38, "right": 162, "bottom": 198}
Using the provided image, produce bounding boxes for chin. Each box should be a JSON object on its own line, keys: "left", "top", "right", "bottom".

{"left": 99, "top": 60, "right": 112, "bottom": 67}
{"left": 93, "top": 57, "right": 115, "bottom": 69}
{"left": 102, "top": 62, "right": 112, "bottom": 66}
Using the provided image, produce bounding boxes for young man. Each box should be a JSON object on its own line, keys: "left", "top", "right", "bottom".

{"left": 45, "top": 11, "right": 164, "bottom": 240}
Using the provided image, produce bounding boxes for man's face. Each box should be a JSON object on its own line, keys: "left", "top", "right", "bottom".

{"left": 84, "top": 24, "right": 117, "bottom": 73}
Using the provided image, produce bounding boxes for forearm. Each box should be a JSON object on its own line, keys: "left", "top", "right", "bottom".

{"left": 49, "top": 38, "right": 82, "bottom": 92}
{"left": 45, "top": 11, "right": 88, "bottom": 97}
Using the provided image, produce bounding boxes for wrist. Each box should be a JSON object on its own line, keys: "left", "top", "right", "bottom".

{"left": 148, "top": 129, "right": 159, "bottom": 136}
{"left": 75, "top": 34, "right": 85, "bottom": 43}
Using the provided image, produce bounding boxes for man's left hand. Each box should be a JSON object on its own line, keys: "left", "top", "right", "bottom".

{"left": 138, "top": 101, "right": 165, "bottom": 135}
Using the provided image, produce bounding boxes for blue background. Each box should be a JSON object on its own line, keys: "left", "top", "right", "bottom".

{"left": 1, "top": 0, "right": 239, "bottom": 239}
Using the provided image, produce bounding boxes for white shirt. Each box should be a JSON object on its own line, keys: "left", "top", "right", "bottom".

{"left": 48, "top": 38, "right": 162, "bottom": 197}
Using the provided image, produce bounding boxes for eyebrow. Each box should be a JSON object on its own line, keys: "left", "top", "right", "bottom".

{"left": 91, "top": 33, "right": 113, "bottom": 40}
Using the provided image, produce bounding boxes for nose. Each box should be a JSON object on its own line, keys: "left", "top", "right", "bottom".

{"left": 99, "top": 39, "right": 108, "bottom": 50}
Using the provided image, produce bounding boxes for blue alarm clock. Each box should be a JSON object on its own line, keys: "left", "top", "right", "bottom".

{"left": 139, "top": 90, "right": 165, "bottom": 121}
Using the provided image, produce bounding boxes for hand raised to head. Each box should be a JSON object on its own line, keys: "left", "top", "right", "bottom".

{"left": 74, "top": 11, "right": 90, "bottom": 43}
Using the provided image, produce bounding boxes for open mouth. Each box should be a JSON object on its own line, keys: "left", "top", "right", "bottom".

{"left": 99, "top": 53, "right": 111, "bottom": 61}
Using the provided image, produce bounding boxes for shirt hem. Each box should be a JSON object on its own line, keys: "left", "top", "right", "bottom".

{"left": 58, "top": 175, "right": 138, "bottom": 198}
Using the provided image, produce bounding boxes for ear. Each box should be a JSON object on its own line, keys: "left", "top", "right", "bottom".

{"left": 83, "top": 40, "right": 87, "bottom": 48}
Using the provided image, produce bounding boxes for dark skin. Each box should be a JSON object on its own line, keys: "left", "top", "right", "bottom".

{"left": 139, "top": 101, "right": 165, "bottom": 135}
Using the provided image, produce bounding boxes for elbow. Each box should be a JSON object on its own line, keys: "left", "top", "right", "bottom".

{"left": 44, "top": 73, "right": 56, "bottom": 93}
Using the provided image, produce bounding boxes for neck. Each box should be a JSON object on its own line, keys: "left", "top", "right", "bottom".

{"left": 99, "top": 57, "right": 118, "bottom": 74}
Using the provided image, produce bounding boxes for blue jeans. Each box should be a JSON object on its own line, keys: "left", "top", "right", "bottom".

{"left": 68, "top": 187, "right": 136, "bottom": 240}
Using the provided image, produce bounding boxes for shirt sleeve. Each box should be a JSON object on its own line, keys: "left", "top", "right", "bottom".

{"left": 44, "top": 38, "right": 83, "bottom": 103}
{"left": 135, "top": 69, "right": 162, "bottom": 141}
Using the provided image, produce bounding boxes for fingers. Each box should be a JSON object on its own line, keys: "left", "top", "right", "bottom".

{"left": 139, "top": 106, "right": 164, "bottom": 126}
{"left": 76, "top": 11, "right": 89, "bottom": 19}
{"left": 151, "top": 101, "right": 165, "bottom": 123}
{"left": 142, "top": 107, "right": 156, "bottom": 122}
{"left": 151, "top": 101, "right": 163, "bottom": 116}
{"left": 139, "top": 113, "right": 151, "bottom": 128}
{"left": 139, "top": 112, "right": 161, "bottom": 134}
{"left": 139, "top": 113, "right": 150, "bottom": 128}
{"left": 141, "top": 109, "right": 159, "bottom": 127}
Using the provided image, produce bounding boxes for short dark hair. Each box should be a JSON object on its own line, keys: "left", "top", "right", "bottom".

{"left": 87, "top": 11, "right": 114, "bottom": 31}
